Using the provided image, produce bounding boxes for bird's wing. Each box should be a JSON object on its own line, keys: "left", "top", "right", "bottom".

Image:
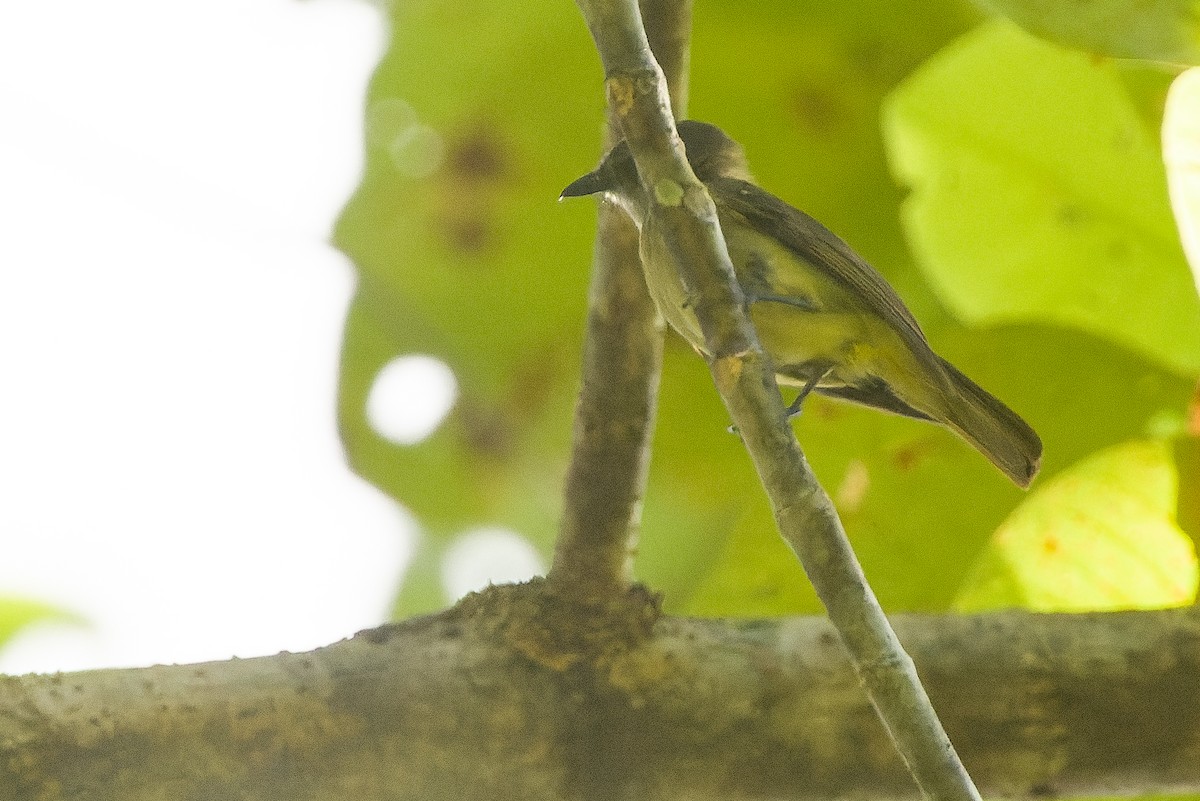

{"left": 707, "top": 175, "right": 931, "bottom": 357}
{"left": 814, "top": 381, "right": 935, "bottom": 422}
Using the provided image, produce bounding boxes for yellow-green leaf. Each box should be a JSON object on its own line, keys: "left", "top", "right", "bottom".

{"left": 956, "top": 440, "right": 1198, "bottom": 612}
{"left": 0, "top": 597, "right": 83, "bottom": 651}
{"left": 885, "top": 22, "right": 1200, "bottom": 375}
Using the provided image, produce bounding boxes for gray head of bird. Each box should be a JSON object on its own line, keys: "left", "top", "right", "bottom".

{"left": 560, "top": 120, "right": 752, "bottom": 220}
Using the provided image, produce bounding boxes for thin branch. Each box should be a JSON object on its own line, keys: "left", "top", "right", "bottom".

{"left": 567, "top": 2, "right": 981, "bottom": 799}
{"left": 4, "top": 593, "right": 1199, "bottom": 800}
{"left": 641, "top": 0, "right": 693, "bottom": 115}
{"left": 549, "top": 0, "right": 693, "bottom": 601}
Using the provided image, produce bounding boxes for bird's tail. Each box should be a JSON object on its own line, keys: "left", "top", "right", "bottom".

{"left": 935, "top": 357, "right": 1042, "bottom": 488}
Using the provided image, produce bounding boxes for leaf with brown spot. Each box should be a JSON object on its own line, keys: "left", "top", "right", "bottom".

{"left": 446, "top": 126, "right": 510, "bottom": 184}
{"left": 439, "top": 213, "right": 495, "bottom": 255}
{"left": 790, "top": 84, "right": 849, "bottom": 137}
{"left": 957, "top": 439, "right": 1197, "bottom": 612}
{"left": 456, "top": 399, "right": 517, "bottom": 462}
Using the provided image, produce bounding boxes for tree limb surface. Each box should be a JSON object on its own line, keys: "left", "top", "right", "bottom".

{"left": 3, "top": 584, "right": 1198, "bottom": 801}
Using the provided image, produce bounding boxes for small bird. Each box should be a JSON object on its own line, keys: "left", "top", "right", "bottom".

{"left": 561, "top": 120, "right": 1042, "bottom": 487}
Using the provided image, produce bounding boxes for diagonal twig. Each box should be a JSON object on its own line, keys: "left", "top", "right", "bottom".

{"left": 566, "top": 1, "right": 983, "bottom": 799}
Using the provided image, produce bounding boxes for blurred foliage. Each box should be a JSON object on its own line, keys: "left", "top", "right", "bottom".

{"left": 970, "top": 0, "right": 1200, "bottom": 64}
{"left": 0, "top": 597, "right": 82, "bottom": 652}
{"left": 335, "top": 0, "right": 1200, "bottom": 617}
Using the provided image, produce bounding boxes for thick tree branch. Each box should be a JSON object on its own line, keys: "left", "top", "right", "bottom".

{"left": 3, "top": 588, "right": 1199, "bottom": 801}
{"left": 567, "top": 2, "right": 979, "bottom": 800}
{"left": 550, "top": 0, "right": 693, "bottom": 600}
{"left": 550, "top": 194, "right": 662, "bottom": 598}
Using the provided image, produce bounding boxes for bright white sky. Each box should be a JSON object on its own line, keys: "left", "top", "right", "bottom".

{"left": 0, "top": 0, "right": 538, "bottom": 673}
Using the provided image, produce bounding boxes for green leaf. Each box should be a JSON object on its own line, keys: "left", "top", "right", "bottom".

{"left": 389, "top": 535, "right": 452, "bottom": 619}
{"left": 972, "top": 0, "right": 1200, "bottom": 63}
{"left": 0, "top": 597, "right": 84, "bottom": 651}
{"left": 334, "top": 0, "right": 601, "bottom": 554}
{"left": 884, "top": 21, "right": 1200, "bottom": 376}
{"left": 955, "top": 439, "right": 1198, "bottom": 612}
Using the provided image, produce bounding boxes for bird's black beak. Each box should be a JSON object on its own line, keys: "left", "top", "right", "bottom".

{"left": 559, "top": 169, "right": 608, "bottom": 200}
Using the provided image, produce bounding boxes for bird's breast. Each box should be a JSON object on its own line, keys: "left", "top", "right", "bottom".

{"left": 635, "top": 219, "right": 707, "bottom": 351}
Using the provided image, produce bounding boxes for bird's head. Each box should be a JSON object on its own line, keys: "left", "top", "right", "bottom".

{"left": 560, "top": 121, "right": 751, "bottom": 218}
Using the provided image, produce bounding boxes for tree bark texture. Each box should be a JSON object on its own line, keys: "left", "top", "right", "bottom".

{"left": 3, "top": 583, "right": 1197, "bottom": 801}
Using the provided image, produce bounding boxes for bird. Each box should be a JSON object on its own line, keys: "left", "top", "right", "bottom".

{"left": 561, "top": 120, "right": 1042, "bottom": 487}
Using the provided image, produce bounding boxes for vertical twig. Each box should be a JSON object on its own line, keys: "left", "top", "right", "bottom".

{"left": 567, "top": 2, "right": 983, "bottom": 800}
{"left": 549, "top": 1, "right": 694, "bottom": 601}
